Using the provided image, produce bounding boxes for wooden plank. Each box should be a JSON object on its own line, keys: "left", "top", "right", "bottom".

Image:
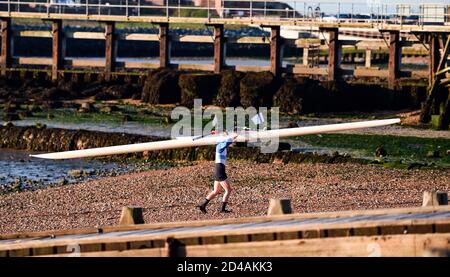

{"left": 13, "top": 57, "right": 52, "bottom": 65}
{"left": 2, "top": 217, "right": 442, "bottom": 253}
{"left": 235, "top": 65, "right": 270, "bottom": 72}
{"left": 354, "top": 67, "right": 389, "bottom": 78}
{"left": 67, "top": 32, "right": 105, "bottom": 40}
{"left": 288, "top": 65, "right": 327, "bottom": 75}
{"left": 181, "top": 234, "right": 450, "bottom": 257}
{"left": 175, "top": 64, "right": 213, "bottom": 71}
{"left": 2, "top": 205, "right": 450, "bottom": 241}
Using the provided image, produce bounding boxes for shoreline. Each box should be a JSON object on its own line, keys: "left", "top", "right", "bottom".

{"left": 0, "top": 160, "right": 448, "bottom": 235}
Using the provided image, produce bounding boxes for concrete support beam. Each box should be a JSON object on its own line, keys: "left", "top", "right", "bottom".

{"left": 104, "top": 22, "right": 115, "bottom": 80}
{"left": 159, "top": 23, "right": 170, "bottom": 68}
{"left": 365, "top": 49, "right": 372, "bottom": 68}
{"left": 51, "top": 20, "right": 63, "bottom": 81}
{"left": 325, "top": 28, "right": 340, "bottom": 81}
{"left": 269, "top": 26, "right": 283, "bottom": 77}
{"left": 213, "top": 24, "right": 225, "bottom": 73}
{"left": 429, "top": 34, "right": 440, "bottom": 85}
{"left": 388, "top": 31, "right": 401, "bottom": 89}
{"left": 1, "top": 18, "right": 11, "bottom": 76}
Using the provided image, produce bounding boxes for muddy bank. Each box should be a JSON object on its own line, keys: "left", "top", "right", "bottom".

{"left": 0, "top": 69, "right": 426, "bottom": 115}
{"left": 0, "top": 125, "right": 361, "bottom": 164}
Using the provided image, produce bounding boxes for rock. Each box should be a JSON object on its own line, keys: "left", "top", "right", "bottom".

{"left": 18, "top": 111, "right": 32, "bottom": 119}
{"left": 58, "top": 178, "right": 68, "bottom": 185}
{"left": 99, "top": 105, "right": 118, "bottom": 114}
{"left": 35, "top": 123, "right": 46, "bottom": 129}
{"left": 122, "top": 115, "right": 132, "bottom": 122}
{"left": 287, "top": 121, "right": 298, "bottom": 128}
{"left": 68, "top": 169, "right": 83, "bottom": 177}
{"left": 78, "top": 102, "right": 95, "bottom": 113}
{"left": 3, "top": 121, "right": 13, "bottom": 127}
{"left": 27, "top": 104, "right": 42, "bottom": 113}
{"left": 375, "top": 146, "right": 387, "bottom": 157}
{"left": 47, "top": 113, "right": 55, "bottom": 119}
{"left": 3, "top": 113, "right": 19, "bottom": 121}
{"left": 426, "top": 150, "right": 440, "bottom": 158}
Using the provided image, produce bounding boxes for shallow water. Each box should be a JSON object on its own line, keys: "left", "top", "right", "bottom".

{"left": 0, "top": 149, "right": 120, "bottom": 186}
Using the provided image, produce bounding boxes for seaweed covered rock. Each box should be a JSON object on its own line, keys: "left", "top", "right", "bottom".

{"left": 141, "top": 68, "right": 180, "bottom": 104}
{"left": 240, "top": 72, "right": 277, "bottom": 108}
{"left": 94, "top": 84, "right": 134, "bottom": 100}
{"left": 273, "top": 76, "right": 331, "bottom": 114}
{"left": 179, "top": 73, "right": 220, "bottom": 107}
{"left": 215, "top": 70, "right": 243, "bottom": 107}
{"left": 273, "top": 77, "right": 305, "bottom": 114}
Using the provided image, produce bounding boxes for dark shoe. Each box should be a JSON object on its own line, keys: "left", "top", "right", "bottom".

{"left": 198, "top": 198, "right": 209, "bottom": 214}
{"left": 198, "top": 205, "right": 207, "bottom": 214}
{"left": 219, "top": 202, "right": 231, "bottom": 213}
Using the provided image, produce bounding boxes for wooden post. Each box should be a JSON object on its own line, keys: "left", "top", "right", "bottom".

{"left": 269, "top": 26, "right": 282, "bottom": 77}
{"left": 429, "top": 34, "right": 440, "bottom": 85}
{"left": 118, "top": 206, "right": 144, "bottom": 225}
{"left": 365, "top": 49, "right": 372, "bottom": 68}
{"left": 51, "top": 20, "right": 63, "bottom": 81}
{"left": 104, "top": 22, "right": 115, "bottom": 80}
{"left": 422, "top": 191, "right": 448, "bottom": 206}
{"left": 159, "top": 23, "right": 170, "bottom": 68}
{"left": 1, "top": 18, "right": 11, "bottom": 76}
{"left": 267, "top": 199, "right": 292, "bottom": 215}
{"left": 388, "top": 31, "right": 401, "bottom": 90}
{"left": 325, "top": 28, "right": 340, "bottom": 81}
{"left": 165, "top": 237, "right": 186, "bottom": 257}
{"left": 213, "top": 24, "right": 225, "bottom": 73}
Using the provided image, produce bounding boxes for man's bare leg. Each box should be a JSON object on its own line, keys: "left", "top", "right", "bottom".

{"left": 199, "top": 181, "right": 222, "bottom": 213}
{"left": 207, "top": 181, "right": 222, "bottom": 200}
{"left": 219, "top": 180, "right": 232, "bottom": 212}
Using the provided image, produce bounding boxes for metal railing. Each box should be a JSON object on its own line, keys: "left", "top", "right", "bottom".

{"left": 0, "top": 0, "right": 449, "bottom": 27}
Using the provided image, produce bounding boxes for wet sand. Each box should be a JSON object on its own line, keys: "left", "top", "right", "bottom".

{"left": 0, "top": 160, "right": 448, "bottom": 234}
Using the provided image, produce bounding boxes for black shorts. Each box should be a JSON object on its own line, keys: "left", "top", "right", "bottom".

{"left": 215, "top": 163, "right": 227, "bottom": 181}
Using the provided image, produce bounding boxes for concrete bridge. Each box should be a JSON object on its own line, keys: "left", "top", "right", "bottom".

{"left": 0, "top": 0, "right": 449, "bottom": 88}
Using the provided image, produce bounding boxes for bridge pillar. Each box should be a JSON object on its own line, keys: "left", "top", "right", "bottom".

{"left": 1, "top": 18, "right": 11, "bottom": 76}
{"left": 51, "top": 20, "right": 63, "bottom": 81}
{"left": 429, "top": 34, "right": 440, "bottom": 85}
{"left": 269, "top": 26, "right": 283, "bottom": 77}
{"left": 159, "top": 23, "right": 170, "bottom": 68}
{"left": 388, "top": 31, "right": 401, "bottom": 89}
{"left": 212, "top": 24, "right": 225, "bottom": 74}
{"left": 104, "top": 22, "right": 116, "bottom": 80}
{"left": 324, "top": 28, "right": 340, "bottom": 81}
